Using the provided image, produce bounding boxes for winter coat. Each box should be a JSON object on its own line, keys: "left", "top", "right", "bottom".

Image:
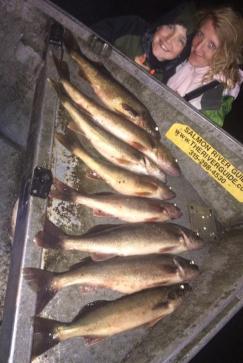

{"left": 167, "top": 61, "right": 243, "bottom": 127}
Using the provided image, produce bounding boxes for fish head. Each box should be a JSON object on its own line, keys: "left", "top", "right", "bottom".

{"left": 168, "top": 283, "right": 192, "bottom": 303}
{"left": 179, "top": 227, "right": 204, "bottom": 251}
{"left": 162, "top": 203, "right": 182, "bottom": 220}
{"left": 173, "top": 256, "right": 200, "bottom": 281}
{"left": 158, "top": 184, "right": 176, "bottom": 200}
{"left": 144, "top": 157, "right": 167, "bottom": 183}
{"left": 139, "top": 115, "right": 161, "bottom": 140}
{"left": 155, "top": 143, "right": 181, "bottom": 176}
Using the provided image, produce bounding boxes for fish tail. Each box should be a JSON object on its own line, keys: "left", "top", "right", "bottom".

{"left": 55, "top": 129, "right": 81, "bottom": 154}
{"left": 23, "top": 267, "right": 58, "bottom": 314}
{"left": 34, "top": 229, "right": 64, "bottom": 250}
{"left": 50, "top": 178, "right": 80, "bottom": 202}
{"left": 63, "top": 29, "right": 81, "bottom": 55}
{"left": 52, "top": 53, "right": 71, "bottom": 81}
{"left": 48, "top": 78, "right": 65, "bottom": 100}
{"left": 32, "top": 317, "right": 60, "bottom": 359}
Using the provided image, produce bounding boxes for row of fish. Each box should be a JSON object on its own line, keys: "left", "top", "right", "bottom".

{"left": 26, "top": 30, "right": 203, "bottom": 360}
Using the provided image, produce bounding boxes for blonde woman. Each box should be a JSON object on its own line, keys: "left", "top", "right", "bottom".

{"left": 167, "top": 6, "right": 243, "bottom": 127}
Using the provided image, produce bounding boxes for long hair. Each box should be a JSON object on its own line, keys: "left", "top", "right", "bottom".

{"left": 197, "top": 7, "right": 243, "bottom": 88}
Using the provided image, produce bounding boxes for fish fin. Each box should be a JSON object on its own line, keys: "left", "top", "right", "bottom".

{"left": 93, "top": 209, "right": 112, "bottom": 218}
{"left": 86, "top": 169, "right": 103, "bottom": 180}
{"left": 69, "top": 257, "right": 92, "bottom": 271}
{"left": 34, "top": 230, "right": 64, "bottom": 250}
{"left": 67, "top": 120, "right": 84, "bottom": 136}
{"left": 23, "top": 268, "right": 57, "bottom": 315}
{"left": 52, "top": 54, "right": 70, "bottom": 81}
{"left": 78, "top": 69, "right": 90, "bottom": 83}
{"left": 115, "top": 157, "right": 131, "bottom": 165}
{"left": 144, "top": 217, "right": 160, "bottom": 222}
{"left": 83, "top": 223, "right": 121, "bottom": 236}
{"left": 94, "top": 191, "right": 114, "bottom": 196}
{"left": 159, "top": 246, "right": 176, "bottom": 253}
{"left": 32, "top": 317, "right": 60, "bottom": 359}
{"left": 63, "top": 29, "right": 81, "bottom": 54}
{"left": 146, "top": 316, "right": 164, "bottom": 328}
{"left": 48, "top": 78, "right": 66, "bottom": 100}
{"left": 83, "top": 336, "right": 106, "bottom": 346}
{"left": 44, "top": 219, "right": 66, "bottom": 236}
{"left": 121, "top": 103, "right": 139, "bottom": 117}
{"left": 135, "top": 191, "right": 151, "bottom": 196}
{"left": 50, "top": 178, "right": 79, "bottom": 202}
{"left": 91, "top": 253, "right": 116, "bottom": 261}
{"left": 72, "top": 300, "right": 109, "bottom": 322}
{"left": 131, "top": 141, "right": 145, "bottom": 152}
{"left": 55, "top": 129, "right": 81, "bottom": 154}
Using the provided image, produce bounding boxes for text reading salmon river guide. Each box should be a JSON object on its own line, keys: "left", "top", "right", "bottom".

{"left": 166, "top": 123, "right": 243, "bottom": 202}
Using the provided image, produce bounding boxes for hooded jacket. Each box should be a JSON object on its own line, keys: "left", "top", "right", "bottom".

{"left": 92, "top": 2, "right": 196, "bottom": 82}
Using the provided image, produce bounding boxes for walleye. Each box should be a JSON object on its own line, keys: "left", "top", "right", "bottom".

{"left": 50, "top": 78, "right": 155, "bottom": 153}
{"left": 50, "top": 62, "right": 180, "bottom": 176}
{"left": 35, "top": 220, "right": 204, "bottom": 260}
{"left": 24, "top": 254, "right": 198, "bottom": 314}
{"left": 50, "top": 178, "right": 181, "bottom": 222}
{"left": 32, "top": 284, "right": 191, "bottom": 358}
{"left": 63, "top": 32, "right": 160, "bottom": 139}
{"left": 59, "top": 93, "right": 166, "bottom": 182}
{"left": 56, "top": 131, "right": 174, "bottom": 200}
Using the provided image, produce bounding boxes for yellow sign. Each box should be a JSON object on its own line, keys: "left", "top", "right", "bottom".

{"left": 166, "top": 123, "right": 243, "bottom": 202}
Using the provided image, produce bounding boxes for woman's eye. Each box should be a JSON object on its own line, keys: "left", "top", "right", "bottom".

{"left": 196, "top": 31, "right": 203, "bottom": 38}
{"left": 180, "top": 38, "right": 186, "bottom": 46}
{"left": 208, "top": 41, "right": 216, "bottom": 50}
{"left": 167, "top": 24, "right": 174, "bottom": 30}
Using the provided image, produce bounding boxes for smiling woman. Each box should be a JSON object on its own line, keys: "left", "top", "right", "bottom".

{"left": 91, "top": 2, "right": 196, "bottom": 82}
{"left": 188, "top": 19, "right": 220, "bottom": 67}
{"left": 151, "top": 24, "right": 187, "bottom": 61}
{"left": 167, "top": 6, "right": 243, "bottom": 127}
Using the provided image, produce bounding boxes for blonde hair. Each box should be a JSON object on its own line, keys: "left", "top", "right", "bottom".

{"left": 197, "top": 7, "right": 243, "bottom": 88}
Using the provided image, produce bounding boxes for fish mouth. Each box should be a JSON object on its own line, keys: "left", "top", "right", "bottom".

{"left": 163, "top": 160, "right": 181, "bottom": 177}
{"left": 180, "top": 228, "right": 204, "bottom": 251}
{"left": 164, "top": 187, "right": 176, "bottom": 200}
{"left": 163, "top": 204, "right": 182, "bottom": 220}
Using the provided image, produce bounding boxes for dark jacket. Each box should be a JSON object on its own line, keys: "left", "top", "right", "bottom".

{"left": 92, "top": 3, "right": 196, "bottom": 82}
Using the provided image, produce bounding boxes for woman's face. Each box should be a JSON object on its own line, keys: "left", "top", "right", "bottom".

{"left": 152, "top": 24, "right": 187, "bottom": 61}
{"left": 189, "top": 19, "right": 221, "bottom": 67}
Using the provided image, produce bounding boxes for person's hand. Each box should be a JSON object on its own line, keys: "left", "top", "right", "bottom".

{"left": 134, "top": 54, "right": 151, "bottom": 71}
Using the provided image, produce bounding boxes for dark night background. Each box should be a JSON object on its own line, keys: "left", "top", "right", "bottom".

{"left": 50, "top": 1, "right": 243, "bottom": 362}
{"left": 50, "top": 0, "right": 243, "bottom": 145}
